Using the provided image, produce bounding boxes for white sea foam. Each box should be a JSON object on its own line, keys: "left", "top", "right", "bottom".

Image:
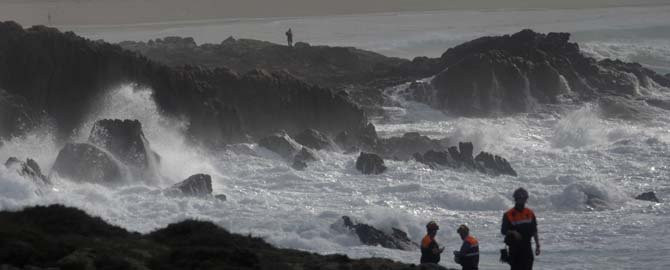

{"left": 2, "top": 6, "right": 670, "bottom": 269}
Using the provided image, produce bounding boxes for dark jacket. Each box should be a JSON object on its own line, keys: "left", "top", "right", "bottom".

{"left": 420, "top": 234, "right": 441, "bottom": 264}
{"left": 456, "top": 235, "right": 479, "bottom": 270}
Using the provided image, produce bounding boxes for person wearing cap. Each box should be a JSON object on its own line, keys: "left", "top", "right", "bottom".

{"left": 501, "top": 188, "right": 540, "bottom": 270}
{"left": 454, "top": 224, "right": 479, "bottom": 270}
{"left": 421, "top": 221, "right": 445, "bottom": 266}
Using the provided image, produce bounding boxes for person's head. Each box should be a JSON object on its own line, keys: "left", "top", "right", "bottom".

{"left": 513, "top": 187, "right": 529, "bottom": 210}
{"left": 426, "top": 221, "right": 439, "bottom": 236}
{"left": 457, "top": 224, "right": 469, "bottom": 239}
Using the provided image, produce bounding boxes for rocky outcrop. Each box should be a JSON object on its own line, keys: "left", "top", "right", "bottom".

{"left": 88, "top": 119, "right": 159, "bottom": 171}
{"left": 118, "top": 37, "right": 440, "bottom": 90}
{"left": 376, "top": 132, "right": 446, "bottom": 160}
{"left": 51, "top": 143, "right": 125, "bottom": 185}
{"left": 356, "top": 152, "right": 387, "bottom": 175}
{"left": 635, "top": 191, "right": 660, "bottom": 203}
{"left": 425, "top": 30, "right": 670, "bottom": 115}
{"left": 293, "top": 129, "right": 333, "bottom": 150}
{"left": 167, "top": 174, "right": 213, "bottom": 197}
{"left": 258, "top": 132, "right": 301, "bottom": 159}
{"left": 291, "top": 147, "right": 317, "bottom": 171}
{"left": 4, "top": 157, "right": 50, "bottom": 185}
{"left": 0, "top": 88, "right": 42, "bottom": 141}
{"left": 474, "top": 152, "right": 517, "bottom": 176}
{"left": 332, "top": 216, "right": 418, "bottom": 251}
{"left": 413, "top": 142, "right": 516, "bottom": 177}
{"left": 0, "top": 205, "right": 424, "bottom": 270}
{"left": 0, "top": 21, "right": 371, "bottom": 147}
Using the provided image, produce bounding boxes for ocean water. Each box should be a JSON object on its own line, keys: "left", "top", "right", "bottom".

{"left": 3, "top": 5, "right": 670, "bottom": 269}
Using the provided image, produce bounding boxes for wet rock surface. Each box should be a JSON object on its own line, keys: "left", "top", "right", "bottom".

{"left": 426, "top": 30, "right": 670, "bottom": 115}
{"left": 88, "top": 119, "right": 158, "bottom": 170}
{"left": 293, "top": 129, "right": 333, "bottom": 150}
{"left": 51, "top": 143, "right": 124, "bottom": 185}
{"left": 4, "top": 157, "right": 50, "bottom": 185}
{"left": 0, "top": 205, "right": 423, "bottom": 270}
{"left": 333, "top": 216, "right": 418, "bottom": 251}
{"left": 356, "top": 152, "right": 387, "bottom": 175}
{"left": 635, "top": 191, "right": 660, "bottom": 203}
{"left": 167, "top": 174, "right": 213, "bottom": 197}
{"left": 0, "top": 21, "right": 370, "bottom": 147}
{"left": 413, "top": 142, "right": 517, "bottom": 177}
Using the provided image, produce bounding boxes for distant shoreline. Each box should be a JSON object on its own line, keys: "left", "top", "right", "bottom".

{"left": 2, "top": 0, "right": 669, "bottom": 27}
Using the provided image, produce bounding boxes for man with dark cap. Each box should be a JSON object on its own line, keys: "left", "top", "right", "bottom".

{"left": 501, "top": 188, "right": 540, "bottom": 270}
{"left": 454, "top": 224, "right": 479, "bottom": 270}
{"left": 421, "top": 221, "right": 445, "bottom": 268}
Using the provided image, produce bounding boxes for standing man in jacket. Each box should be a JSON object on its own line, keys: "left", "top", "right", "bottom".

{"left": 501, "top": 188, "right": 541, "bottom": 270}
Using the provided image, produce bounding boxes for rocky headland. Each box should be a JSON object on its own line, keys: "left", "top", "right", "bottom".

{"left": 0, "top": 205, "right": 431, "bottom": 270}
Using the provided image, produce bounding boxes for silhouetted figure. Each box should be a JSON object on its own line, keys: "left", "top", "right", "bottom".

{"left": 454, "top": 225, "right": 479, "bottom": 270}
{"left": 501, "top": 188, "right": 541, "bottom": 270}
{"left": 420, "top": 221, "right": 447, "bottom": 270}
{"left": 286, "top": 28, "right": 293, "bottom": 47}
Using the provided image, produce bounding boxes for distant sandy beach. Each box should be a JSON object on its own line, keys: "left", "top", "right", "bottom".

{"left": 1, "top": 0, "right": 669, "bottom": 27}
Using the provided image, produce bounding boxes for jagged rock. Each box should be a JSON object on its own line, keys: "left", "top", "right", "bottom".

{"left": 51, "top": 143, "right": 125, "bottom": 185}
{"left": 167, "top": 174, "right": 213, "bottom": 197}
{"left": 402, "top": 81, "right": 436, "bottom": 105}
{"left": 4, "top": 157, "right": 50, "bottom": 185}
{"left": 335, "top": 123, "right": 379, "bottom": 151}
{"left": 413, "top": 142, "right": 517, "bottom": 177}
{"left": 118, "top": 36, "right": 439, "bottom": 90}
{"left": 293, "top": 129, "right": 332, "bottom": 150}
{"left": 428, "top": 29, "right": 670, "bottom": 115}
{"left": 413, "top": 150, "right": 456, "bottom": 168}
{"left": 258, "top": 132, "right": 301, "bottom": 159}
{"left": 474, "top": 152, "right": 517, "bottom": 176}
{"left": 291, "top": 160, "right": 308, "bottom": 171}
{"left": 332, "top": 216, "right": 418, "bottom": 251}
{"left": 88, "top": 119, "right": 159, "bottom": 170}
{"left": 376, "top": 132, "right": 446, "bottom": 160}
{"left": 0, "top": 88, "right": 41, "bottom": 140}
{"left": 0, "top": 21, "right": 369, "bottom": 147}
{"left": 291, "top": 147, "right": 317, "bottom": 170}
{"left": 635, "top": 191, "right": 660, "bottom": 203}
{"left": 355, "top": 152, "right": 387, "bottom": 175}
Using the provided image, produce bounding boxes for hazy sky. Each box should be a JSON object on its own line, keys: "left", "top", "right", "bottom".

{"left": 1, "top": 0, "right": 669, "bottom": 26}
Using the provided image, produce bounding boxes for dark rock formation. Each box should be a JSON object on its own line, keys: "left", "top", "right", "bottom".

{"left": 335, "top": 123, "right": 379, "bottom": 152}
{"left": 426, "top": 30, "right": 670, "bottom": 115}
{"left": 167, "top": 174, "right": 213, "bottom": 197}
{"left": 0, "top": 205, "right": 424, "bottom": 270}
{"left": 118, "top": 37, "right": 440, "bottom": 90}
{"left": 635, "top": 191, "right": 660, "bottom": 203}
{"left": 4, "top": 157, "right": 50, "bottom": 185}
{"left": 258, "top": 132, "right": 301, "bottom": 159}
{"left": 474, "top": 152, "right": 517, "bottom": 176}
{"left": 51, "top": 143, "right": 125, "bottom": 185}
{"left": 356, "top": 152, "right": 387, "bottom": 175}
{"left": 291, "top": 147, "right": 317, "bottom": 170}
{"left": 333, "top": 216, "right": 418, "bottom": 251}
{"left": 0, "top": 88, "right": 42, "bottom": 141}
{"left": 293, "top": 129, "right": 332, "bottom": 150}
{"left": 0, "top": 21, "right": 370, "bottom": 147}
{"left": 375, "top": 132, "right": 446, "bottom": 160}
{"left": 413, "top": 142, "right": 516, "bottom": 177}
{"left": 88, "top": 119, "right": 158, "bottom": 170}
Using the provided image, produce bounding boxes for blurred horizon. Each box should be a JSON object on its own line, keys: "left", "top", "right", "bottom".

{"left": 2, "top": 0, "right": 669, "bottom": 26}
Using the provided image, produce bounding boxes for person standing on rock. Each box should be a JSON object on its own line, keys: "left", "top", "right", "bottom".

{"left": 454, "top": 224, "right": 479, "bottom": 270}
{"left": 286, "top": 28, "right": 293, "bottom": 47}
{"left": 420, "top": 221, "right": 447, "bottom": 269}
{"left": 501, "top": 188, "right": 541, "bottom": 270}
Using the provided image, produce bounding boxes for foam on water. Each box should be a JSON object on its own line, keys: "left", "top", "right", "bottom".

{"left": 4, "top": 6, "right": 670, "bottom": 268}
